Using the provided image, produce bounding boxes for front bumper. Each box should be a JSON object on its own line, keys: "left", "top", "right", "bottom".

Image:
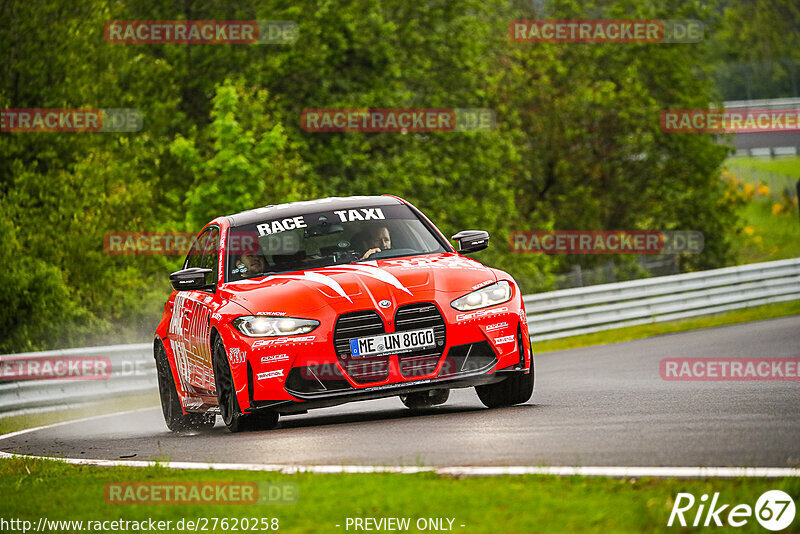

{"left": 248, "top": 363, "right": 528, "bottom": 414}
{"left": 230, "top": 296, "right": 531, "bottom": 412}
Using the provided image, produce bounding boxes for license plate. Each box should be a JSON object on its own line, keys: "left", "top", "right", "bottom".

{"left": 349, "top": 328, "right": 436, "bottom": 358}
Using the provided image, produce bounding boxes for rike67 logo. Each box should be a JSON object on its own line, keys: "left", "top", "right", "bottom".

{"left": 668, "top": 490, "right": 796, "bottom": 531}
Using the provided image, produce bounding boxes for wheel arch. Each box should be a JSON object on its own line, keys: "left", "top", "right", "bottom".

{"left": 153, "top": 336, "right": 191, "bottom": 415}
{"left": 209, "top": 327, "right": 253, "bottom": 413}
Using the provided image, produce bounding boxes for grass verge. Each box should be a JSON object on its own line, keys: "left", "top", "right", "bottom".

{"left": 534, "top": 300, "right": 800, "bottom": 353}
{"left": 727, "top": 156, "right": 800, "bottom": 179}
{"left": 734, "top": 198, "right": 800, "bottom": 264}
{"left": 0, "top": 457, "right": 797, "bottom": 533}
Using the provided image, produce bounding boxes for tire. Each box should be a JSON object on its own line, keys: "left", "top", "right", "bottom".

{"left": 155, "top": 341, "right": 216, "bottom": 432}
{"left": 211, "top": 336, "right": 279, "bottom": 433}
{"left": 475, "top": 329, "right": 534, "bottom": 408}
{"left": 400, "top": 389, "right": 449, "bottom": 409}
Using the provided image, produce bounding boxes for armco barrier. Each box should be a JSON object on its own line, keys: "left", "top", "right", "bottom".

{"left": 525, "top": 258, "right": 800, "bottom": 340}
{"left": 1, "top": 259, "right": 799, "bottom": 414}
{"left": 0, "top": 343, "right": 154, "bottom": 414}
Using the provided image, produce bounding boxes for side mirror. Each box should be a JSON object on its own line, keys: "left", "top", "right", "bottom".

{"left": 170, "top": 267, "right": 213, "bottom": 291}
{"left": 451, "top": 230, "right": 490, "bottom": 254}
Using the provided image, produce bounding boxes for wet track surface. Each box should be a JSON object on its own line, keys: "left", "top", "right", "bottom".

{"left": 2, "top": 317, "right": 799, "bottom": 467}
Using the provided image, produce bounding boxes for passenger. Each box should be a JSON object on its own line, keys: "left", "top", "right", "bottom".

{"left": 239, "top": 253, "right": 268, "bottom": 277}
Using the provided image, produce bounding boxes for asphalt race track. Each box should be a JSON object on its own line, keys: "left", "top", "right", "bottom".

{"left": 2, "top": 317, "right": 798, "bottom": 468}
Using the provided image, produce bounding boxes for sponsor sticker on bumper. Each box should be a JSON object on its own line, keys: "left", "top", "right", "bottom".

{"left": 260, "top": 354, "right": 289, "bottom": 364}
{"left": 256, "top": 369, "right": 284, "bottom": 381}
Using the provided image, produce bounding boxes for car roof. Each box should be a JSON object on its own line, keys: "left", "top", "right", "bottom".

{"left": 226, "top": 195, "right": 405, "bottom": 227}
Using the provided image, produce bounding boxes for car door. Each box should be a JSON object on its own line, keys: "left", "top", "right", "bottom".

{"left": 168, "top": 226, "right": 220, "bottom": 396}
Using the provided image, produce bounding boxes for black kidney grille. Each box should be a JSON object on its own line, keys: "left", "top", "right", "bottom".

{"left": 333, "top": 304, "right": 448, "bottom": 382}
{"left": 333, "top": 310, "right": 389, "bottom": 383}
{"left": 394, "top": 303, "right": 446, "bottom": 378}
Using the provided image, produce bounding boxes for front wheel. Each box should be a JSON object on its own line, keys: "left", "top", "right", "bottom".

{"left": 475, "top": 330, "right": 534, "bottom": 408}
{"left": 212, "top": 336, "right": 279, "bottom": 433}
{"left": 475, "top": 371, "right": 534, "bottom": 408}
{"left": 155, "top": 341, "right": 215, "bottom": 432}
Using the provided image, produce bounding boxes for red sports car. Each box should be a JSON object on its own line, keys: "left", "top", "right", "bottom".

{"left": 155, "top": 195, "right": 534, "bottom": 432}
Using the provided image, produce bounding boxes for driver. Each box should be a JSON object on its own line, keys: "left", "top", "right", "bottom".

{"left": 360, "top": 225, "right": 391, "bottom": 260}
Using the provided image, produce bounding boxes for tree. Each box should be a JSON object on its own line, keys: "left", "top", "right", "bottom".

{"left": 171, "top": 81, "right": 310, "bottom": 229}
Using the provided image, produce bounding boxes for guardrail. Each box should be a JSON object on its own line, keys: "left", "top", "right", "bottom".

{"left": 1, "top": 258, "right": 799, "bottom": 414}
{"left": 723, "top": 98, "right": 800, "bottom": 110}
{"left": 525, "top": 258, "right": 800, "bottom": 341}
{"left": 0, "top": 343, "right": 155, "bottom": 414}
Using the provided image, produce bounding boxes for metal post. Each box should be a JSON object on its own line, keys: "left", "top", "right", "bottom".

{"left": 571, "top": 264, "right": 583, "bottom": 287}
{"left": 605, "top": 260, "right": 616, "bottom": 283}
{"left": 796, "top": 179, "right": 800, "bottom": 226}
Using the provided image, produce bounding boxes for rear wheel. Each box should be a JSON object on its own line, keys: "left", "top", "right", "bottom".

{"left": 212, "top": 336, "right": 279, "bottom": 433}
{"left": 155, "top": 341, "right": 215, "bottom": 432}
{"left": 475, "top": 329, "right": 534, "bottom": 408}
{"left": 400, "top": 389, "right": 449, "bottom": 409}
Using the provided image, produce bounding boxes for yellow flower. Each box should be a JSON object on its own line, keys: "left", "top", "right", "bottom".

{"left": 757, "top": 184, "right": 770, "bottom": 196}
{"left": 743, "top": 226, "right": 754, "bottom": 235}
{"left": 772, "top": 203, "right": 783, "bottom": 215}
{"left": 743, "top": 184, "right": 755, "bottom": 199}
{"left": 754, "top": 236, "right": 763, "bottom": 243}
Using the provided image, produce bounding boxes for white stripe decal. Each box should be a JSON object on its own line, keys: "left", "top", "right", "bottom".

{"left": 263, "top": 264, "right": 413, "bottom": 301}
{"left": 265, "top": 272, "right": 352, "bottom": 302}
{"left": 322, "top": 264, "right": 412, "bottom": 295}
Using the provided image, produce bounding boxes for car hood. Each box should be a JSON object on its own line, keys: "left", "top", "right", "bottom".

{"left": 220, "top": 252, "right": 498, "bottom": 315}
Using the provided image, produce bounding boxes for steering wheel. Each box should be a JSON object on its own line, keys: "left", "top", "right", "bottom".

{"left": 362, "top": 248, "right": 417, "bottom": 260}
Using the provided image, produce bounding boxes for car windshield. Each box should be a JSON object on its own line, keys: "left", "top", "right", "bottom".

{"left": 225, "top": 204, "right": 448, "bottom": 281}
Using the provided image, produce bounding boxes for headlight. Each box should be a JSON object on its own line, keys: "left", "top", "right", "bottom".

{"left": 232, "top": 316, "right": 320, "bottom": 337}
{"left": 451, "top": 281, "right": 512, "bottom": 311}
